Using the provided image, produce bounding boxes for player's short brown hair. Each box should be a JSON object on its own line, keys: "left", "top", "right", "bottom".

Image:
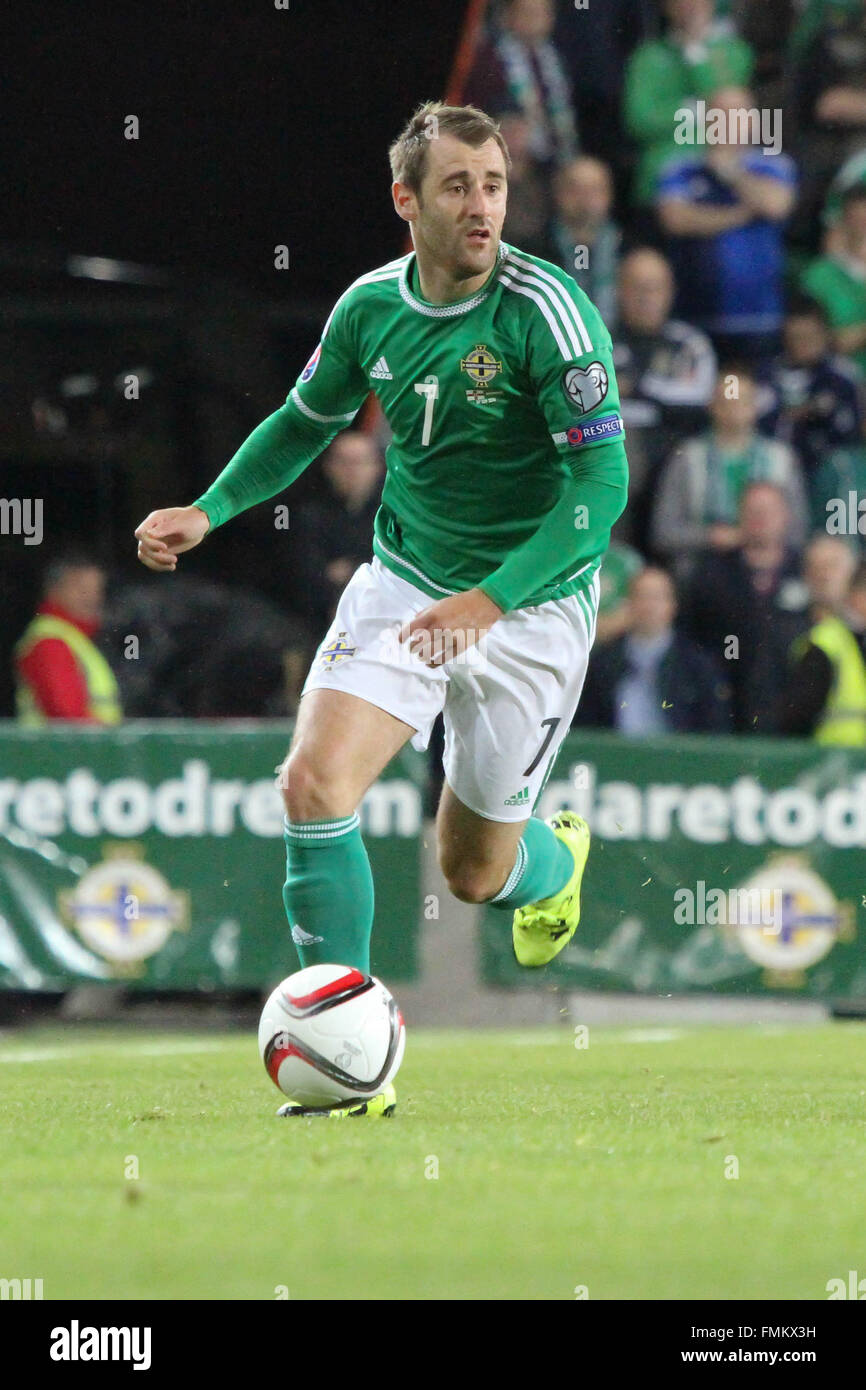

{"left": 388, "top": 101, "right": 511, "bottom": 195}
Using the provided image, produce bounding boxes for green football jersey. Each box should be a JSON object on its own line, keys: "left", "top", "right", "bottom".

{"left": 194, "top": 241, "right": 628, "bottom": 614}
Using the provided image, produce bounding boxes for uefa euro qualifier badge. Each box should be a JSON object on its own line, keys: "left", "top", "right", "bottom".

{"left": 562, "top": 361, "right": 608, "bottom": 413}
{"left": 58, "top": 843, "right": 187, "bottom": 975}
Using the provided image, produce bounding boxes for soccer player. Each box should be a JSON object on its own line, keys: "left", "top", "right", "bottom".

{"left": 135, "top": 103, "right": 628, "bottom": 1116}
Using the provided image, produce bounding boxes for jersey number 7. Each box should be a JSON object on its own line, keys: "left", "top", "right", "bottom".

{"left": 414, "top": 376, "right": 439, "bottom": 446}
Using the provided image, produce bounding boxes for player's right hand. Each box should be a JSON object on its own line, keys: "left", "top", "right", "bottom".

{"left": 134, "top": 506, "right": 211, "bottom": 572}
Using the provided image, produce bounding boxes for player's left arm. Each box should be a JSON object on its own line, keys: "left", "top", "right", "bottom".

{"left": 477, "top": 277, "right": 628, "bottom": 615}
{"left": 402, "top": 279, "right": 629, "bottom": 664}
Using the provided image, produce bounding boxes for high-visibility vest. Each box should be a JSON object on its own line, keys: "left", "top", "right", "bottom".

{"left": 792, "top": 615, "right": 866, "bottom": 748}
{"left": 15, "top": 614, "right": 122, "bottom": 726}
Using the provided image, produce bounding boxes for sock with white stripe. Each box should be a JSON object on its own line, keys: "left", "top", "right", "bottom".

{"left": 282, "top": 814, "right": 374, "bottom": 972}
{"left": 487, "top": 817, "right": 574, "bottom": 909}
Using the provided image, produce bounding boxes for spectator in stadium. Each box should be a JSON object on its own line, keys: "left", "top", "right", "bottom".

{"left": 759, "top": 297, "right": 863, "bottom": 525}
{"left": 656, "top": 84, "right": 797, "bottom": 364}
{"left": 810, "top": 415, "right": 866, "bottom": 546}
{"left": 594, "top": 541, "right": 645, "bottom": 645}
{"left": 498, "top": 112, "right": 553, "bottom": 257}
{"left": 548, "top": 156, "right": 622, "bottom": 329}
{"left": 612, "top": 247, "right": 717, "bottom": 549}
{"left": 290, "top": 430, "right": 384, "bottom": 635}
{"left": 14, "top": 554, "right": 121, "bottom": 725}
{"left": 552, "top": 0, "right": 655, "bottom": 170}
{"left": 802, "top": 186, "right": 866, "bottom": 376}
{"left": 624, "top": 0, "right": 755, "bottom": 214}
{"left": 650, "top": 365, "right": 808, "bottom": 579}
{"left": 823, "top": 147, "right": 866, "bottom": 246}
{"left": 464, "top": 0, "right": 578, "bottom": 170}
{"left": 575, "top": 566, "right": 730, "bottom": 734}
{"left": 773, "top": 537, "right": 866, "bottom": 745}
{"left": 788, "top": 0, "right": 866, "bottom": 242}
{"left": 731, "top": 0, "right": 798, "bottom": 109}
{"left": 680, "top": 482, "right": 809, "bottom": 732}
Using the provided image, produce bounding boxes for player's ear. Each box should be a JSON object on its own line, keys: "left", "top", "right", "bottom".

{"left": 392, "top": 181, "right": 418, "bottom": 224}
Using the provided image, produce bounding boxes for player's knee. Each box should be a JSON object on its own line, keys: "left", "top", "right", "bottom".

{"left": 279, "top": 752, "right": 355, "bottom": 822}
{"left": 443, "top": 861, "right": 505, "bottom": 904}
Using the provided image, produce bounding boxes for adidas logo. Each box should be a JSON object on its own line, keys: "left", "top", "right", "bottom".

{"left": 291, "top": 924, "right": 324, "bottom": 946}
{"left": 504, "top": 786, "right": 530, "bottom": 806}
{"left": 370, "top": 356, "right": 392, "bottom": 380}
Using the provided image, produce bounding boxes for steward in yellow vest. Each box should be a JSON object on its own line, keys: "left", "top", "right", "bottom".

{"left": 15, "top": 594, "right": 121, "bottom": 726}
{"left": 786, "top": 614, "right": 866, "bottom": 747}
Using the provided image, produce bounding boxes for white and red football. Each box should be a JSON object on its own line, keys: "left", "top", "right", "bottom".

{"left": 258, "top": 963, "right": 406, "bottom": 1108}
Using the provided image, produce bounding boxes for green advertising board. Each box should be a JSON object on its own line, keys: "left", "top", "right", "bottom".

{"left": 0, "top": 722, "right": 425, "bottom": 990}
{"left": 483, "top": 731, "right": 866, "bottom": 1000}
{"left": 5, "top": 724, "right": 866, "bottom": 1001}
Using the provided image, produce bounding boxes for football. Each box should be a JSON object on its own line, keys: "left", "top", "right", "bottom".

{"left": 258, "top": 963, "right": 406, "bottom": 1108}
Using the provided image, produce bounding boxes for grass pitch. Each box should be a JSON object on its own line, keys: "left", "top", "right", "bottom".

{"left": 1, "top": 1022, "right": 865, "bottom": 1300}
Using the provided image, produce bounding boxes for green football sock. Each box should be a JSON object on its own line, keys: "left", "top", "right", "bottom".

{"left": 487, "top": 817, "right": 574, "bottom": 909}
{"left": 282, "top": 813, "right": 374, "bottom": 973}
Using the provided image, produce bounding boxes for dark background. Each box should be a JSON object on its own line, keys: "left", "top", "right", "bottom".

{"left": 2, "top": 1, "right": 470, "bottom": 292}
{"left": 0, "top": 0, "right": 473, "bottom": 714}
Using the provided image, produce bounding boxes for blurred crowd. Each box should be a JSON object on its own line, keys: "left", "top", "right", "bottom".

{"left": 477, "top": 0, "right": 866, "bottom": 746}
{"left": 12, "top": 0, "right": 866, "bottom": 748}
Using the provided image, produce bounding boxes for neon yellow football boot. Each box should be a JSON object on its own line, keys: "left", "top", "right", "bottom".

{"left": 512, "top": 812, "right": 591, "bottom": 967}
{"left": 277, "top": 1084, "right": 397, "bottom": 1118}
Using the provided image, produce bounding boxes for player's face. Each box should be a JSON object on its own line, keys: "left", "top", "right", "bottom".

{"left": 411, "top": 136, "right": 507, "bottom": 284}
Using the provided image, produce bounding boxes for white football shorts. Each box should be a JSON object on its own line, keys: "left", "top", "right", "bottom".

{"left": 301, "top": 556, "right": 599, "bottom": 822}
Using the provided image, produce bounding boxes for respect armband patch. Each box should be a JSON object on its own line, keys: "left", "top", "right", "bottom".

{"left": 551, "top": 414, "right": 625, "bottom": 448}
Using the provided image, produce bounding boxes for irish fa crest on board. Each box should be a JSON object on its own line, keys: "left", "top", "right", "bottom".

{"left": 58, "top": 843, "right": 187, "bottom": 975}
{"left": 720, "top": 855, "right": 854, "bottom": 987}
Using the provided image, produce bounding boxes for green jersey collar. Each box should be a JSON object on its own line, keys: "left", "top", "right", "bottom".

{"left": 399, "top": 242, "right": 509, "bottom": 318}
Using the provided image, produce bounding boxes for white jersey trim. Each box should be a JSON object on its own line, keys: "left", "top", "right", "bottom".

{"left": 375, "top": 539, "right": 457, "bottom": 595}
{"left": 289, "top": 387, "right": 358, "bottom": 425}
{"left": 397, "top": 244, "right": 509, "bottom": 318}
{"left": 322, "top": 258, "right": 408, "bottom": 338}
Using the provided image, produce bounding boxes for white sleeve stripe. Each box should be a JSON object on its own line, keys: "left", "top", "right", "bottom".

{"left": 505, "top": 257, "right": 592, "bottom": 355}
{"left": 564, "top": 559, "right": 594, "bottom": 585}
{"left": 505, "top": 251, "right": 594, "bottom": 354}
{"left": 500, "top": 273, "right": 572, "bottom": 361}
{"left": 289, "top": 387, "right": 358, "bottom": 424}
{"left": 501, "top": 265, "right": 584, "bottom": 358}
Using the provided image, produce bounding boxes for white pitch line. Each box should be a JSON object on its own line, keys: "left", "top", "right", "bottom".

{"left": 0, "top": 1039, "right": 241, "bottom": 1064}
{"left": 614, "top": 1029, "right": 685, "bottom": 1044}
